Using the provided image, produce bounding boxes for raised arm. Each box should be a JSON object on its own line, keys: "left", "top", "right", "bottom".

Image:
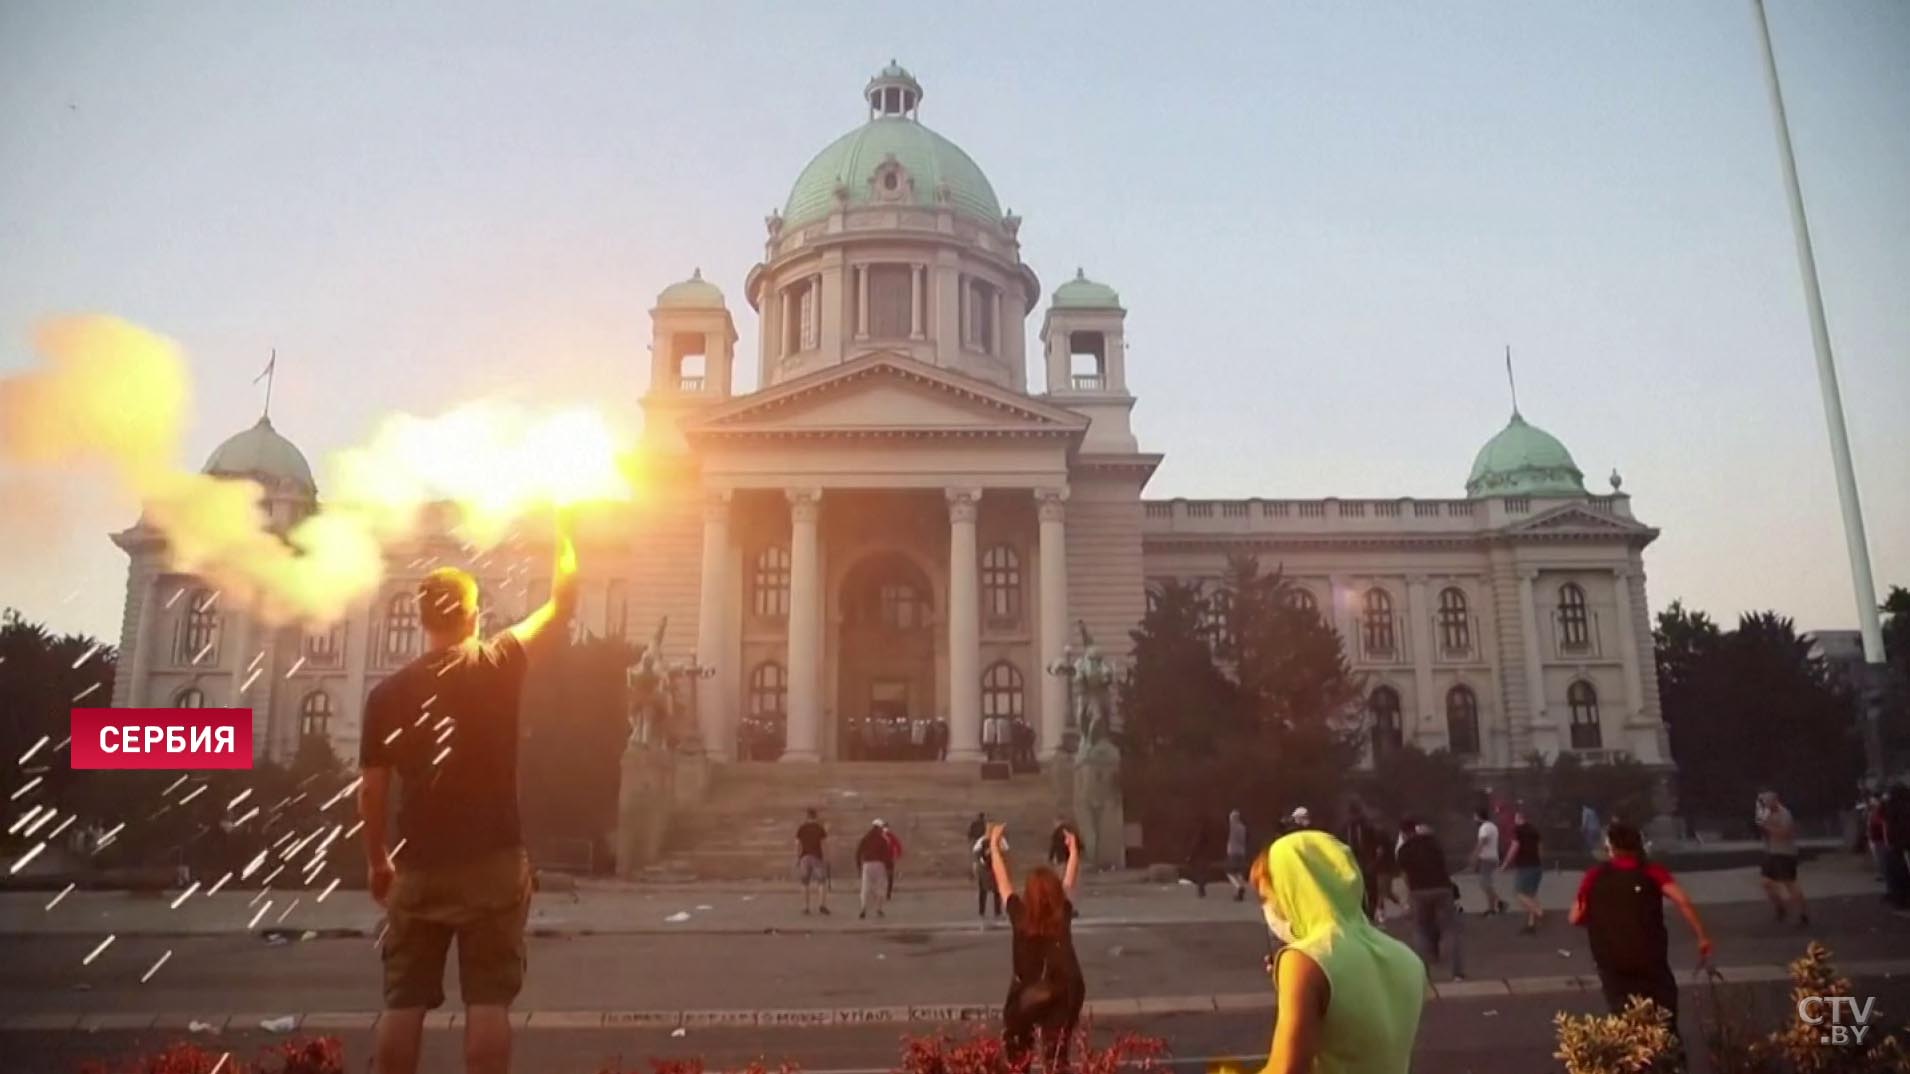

{"left": 1062, "top": 827, "right": 1081, "bottom": 895}
{"left": 988, "top": 824, "right": 1015, "bottom": 903}
{"left": 508, "top": 522, "right": 580, "bottom": 653}
{"left": 1661, "top": 881, "right": 1714, "bottom": 963}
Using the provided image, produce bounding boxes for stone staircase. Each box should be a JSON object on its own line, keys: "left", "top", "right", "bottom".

{"left": 657, "top": 762, "right": 1063, "bottom": 881}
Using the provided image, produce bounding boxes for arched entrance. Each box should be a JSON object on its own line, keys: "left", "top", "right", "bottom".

{"left": 837, "top": 552, "right": 938, "bottom": 760}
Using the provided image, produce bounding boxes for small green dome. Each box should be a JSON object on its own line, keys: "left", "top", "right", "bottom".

{"left": 657, "top": 268, "right": 725, "bottom": 309}
{"left": 204, "top": 415, "right": 315, "bottom": 494}
{"left": 1466, "top": 412, "right": 1585, "bottom": 498}
{"left": 1052, "top": 269, "right": 1121, "bottom": 310}
{"left": 783, "top": 68, "right": 1000, "bottom": 229}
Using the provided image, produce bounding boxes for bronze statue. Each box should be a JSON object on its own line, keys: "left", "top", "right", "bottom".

{"left": 626, "top": 617, "right": 682, "bottom": 750}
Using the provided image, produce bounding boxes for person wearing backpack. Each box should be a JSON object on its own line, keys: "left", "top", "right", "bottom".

{"left": 985, "top": 822, "right": 1084, "bottom": 1070}
{"left": 1570, "top": 821, "right": 1714, "bottom": 1040}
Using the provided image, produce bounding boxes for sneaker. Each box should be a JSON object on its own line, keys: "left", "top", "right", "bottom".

{"left": 818, "top": 906, "right": 831, "bottom": 916}
{"left": 1452, "top": 974, "right": 1467, "bottom": 983}
{"left": 1234, "top": 889, "right": 1245, "bottom": 903}
{"left": 859, "top": 910, "right": 867, "bottom": 919}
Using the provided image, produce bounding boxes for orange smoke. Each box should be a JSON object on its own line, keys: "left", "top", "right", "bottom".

{"left": 0, "top": 315, "right": 633, "bottom": 625}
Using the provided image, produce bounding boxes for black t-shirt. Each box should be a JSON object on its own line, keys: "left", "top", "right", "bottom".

{"left": 359, "top": 633, "right": 529, "bottom": 868}
{"left": 1511, "top": 823, "right": 1543, "bottom": 868}
{"left": 1397, "top": 833, "right": 1453, "bottom": 892}
{"left": 796, "top": 821, "right": 826, "bottom": 859}
{"left": 1004, "top": 893, "right": 1084, "bottom": 997}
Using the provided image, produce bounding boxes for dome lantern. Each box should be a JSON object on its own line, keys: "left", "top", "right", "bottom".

{"left": 865, "top": 60, "right": 922, "bottom": 119}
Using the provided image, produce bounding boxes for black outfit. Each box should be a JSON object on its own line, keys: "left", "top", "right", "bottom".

{"left": 1048, "top": 825, "right": 1071, "bottom": 867}
{"left": 1397, "top": 832, "right": 1452, "bottom": 892}
{"left": 1511, "top": 823, "right": 1543, "bottom": 868}
{"left": 976, "top": 840, "right": 1003, "bottom": 917}
{"left": 796, "top": 821, "right": 826, "bottom": 860}
{"left": 1003, "top": 894, "right": 1085, "bottom": 1068}
{"left": 1580, "top": 857, "right": 1682, "bottom": 1040}
{"left": 1344, "top": 814, "right": 1383, "bottom": 918}
{"left": 1185, "top": 822, "right": 1220, "bottom": 896}
{"left": 360, "top": 634, "right": 529, "bottom": 867}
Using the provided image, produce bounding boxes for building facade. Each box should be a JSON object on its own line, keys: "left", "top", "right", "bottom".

{"left": 110, "top": 64, "right": 1670, "bottom": 777}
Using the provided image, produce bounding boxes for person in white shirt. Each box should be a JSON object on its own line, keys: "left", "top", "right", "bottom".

{"left": 1474, "top": 808, "right": 1505, "bottom": 915}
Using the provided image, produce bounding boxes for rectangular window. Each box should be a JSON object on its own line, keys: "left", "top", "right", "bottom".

{"left": 962, "top": 277, "right": 996, "bottom": 354}
{"left": 782, "top": 279, "right": 817, "bottom": 356}
{"left": 866, "top": 264, "right": 912, "bottom": 338}
{"left": 671, "top": 333, "right": 706, "bottom": 391}
{"left": 1069, "top": 331, "right": 1106, "bottom": 390}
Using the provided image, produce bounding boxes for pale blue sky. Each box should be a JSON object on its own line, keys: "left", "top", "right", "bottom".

{"left": 2, "top": 1, "right": 1905, "bottom": 643}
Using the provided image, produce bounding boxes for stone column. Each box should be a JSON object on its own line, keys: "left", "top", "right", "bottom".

{"left": 783, "top": 489, "right": 823, "bottom": 762}
{"left": 114, "top": 566, "right": 159, "bottom": 708}
{"left": 946, "top": 488, "right": 983, "bottom": 762}
{"left": 696, "top": 491, "right": 732, "bottom": 759}
{"left": 1611, "top": 567, "right": 1644, "bottom": 722}
{"left": 1406, "top": 575, "right": 1437, "bottom": 739}
{"left": 910, "top": 265, "right": 926, "bottom": 339}
{"left": 1517, "top": 569, "right": 1550, "bottom": 745}
{"left": 854, "top": 265, "right": 869, "bottom": 339}
{"left": 1036, "top": 489, "right": 1069, "bottom": 759}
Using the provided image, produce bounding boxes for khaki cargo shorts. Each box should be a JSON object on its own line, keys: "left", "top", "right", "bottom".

{"left": 381, "top": 847, "right": 532, "bottom": 1010}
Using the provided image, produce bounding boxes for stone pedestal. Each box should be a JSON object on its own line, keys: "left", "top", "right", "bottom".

{"left": 672, "top": 746, "right": 710, "bottom": 808}
{"left": 1050, "top": 746, "right": 1078, "bottom": 825}
{"left": 1071, "top": 740, "right": 1126, "bottom": 871}
{"left": 615, "top": 747, "right": 675, "bottom": 878}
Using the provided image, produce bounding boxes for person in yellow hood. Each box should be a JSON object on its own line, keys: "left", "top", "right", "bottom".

{"left": 1250, "top": 830, "right": 1426, "bottom": 1074}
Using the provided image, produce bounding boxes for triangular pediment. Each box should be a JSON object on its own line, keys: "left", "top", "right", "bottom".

{"left": 685, "top": 353, "right": 1090, "bottom": 440}
{"left": 1503, "top": 503, "right": 1656, "bottom": 539}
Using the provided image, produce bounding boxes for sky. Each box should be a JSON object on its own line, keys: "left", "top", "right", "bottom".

{"left": 1, "top": 0, "right": 1906, "bottom": 645}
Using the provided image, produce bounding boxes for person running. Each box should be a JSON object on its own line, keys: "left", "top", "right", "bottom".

{"left": 986, "top": 822, "right": 1085, "bottom": 1070}
{"left": 974, "top": 825, "right": 1007, "bottom": 923}
{"left": 1397, "top": 819, "right": 1464, "bottom": 982}
{"left": 1343, "top": 798, "right": 1386, "bottom": 922}
{"left": 1502, "top": 810, "right": 1545, "bottom": 934}
{"left": 1251, "top": 831, "right": 1426, "bottom": 1074}
{"left": 795, "top": 808, "right": 831, "bottom": 916}
{"left": 358, "top": 523, "right": 578, "bottom": 1074}
{"left": 855, "top": 819, "right": 893, "bottom": 919}
{"left": 1224, "top": 809, "right": 1250, "bottom": 902}
{"left": 1755, "top": 791, "right": 1809, "bottom": 927}
{"left": 882, "top": 821, "right": 904, "bottom": 900}
{"left": 1571, "top": 821, "right": 1714, "bottom": 1045}
{"left": 1473, "top": 807, "right": 1504, "bottom": 915}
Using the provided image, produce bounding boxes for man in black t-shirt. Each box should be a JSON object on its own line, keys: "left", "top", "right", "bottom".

{"left": 358, "top": 527, "right": 577, "bottom": 1074}
{"left": 1397, "top": 820, "right": 1465, "bottom": 982}
{"left": 795, "top": 808, "right": 830, "bottom": 915}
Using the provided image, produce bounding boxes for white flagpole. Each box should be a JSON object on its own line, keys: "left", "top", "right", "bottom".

{"left": 1749, "top": 0, "right": 1884, "bottom": 664}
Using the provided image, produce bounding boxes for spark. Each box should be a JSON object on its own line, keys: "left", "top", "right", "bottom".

{"left": 435, "top": 661, "right": 454, "bottom": 677}
{"left": 161, "top": 774, "right": 190, "bottom": 797}
{"left": 344, "top": 820, "right": 363, "bottom": 839}
{"left": 248, "top": 886, "right": 271, "bottom": 908}
{"left": 178, "top": 784, "right": 207, "bottom": 805}
{"left": 10, "top": 841, "right": 48, "bottom": 874}
{"left": 232, "top": 805, "right": 260, "bottom": 826}
{"left": 81, "top": 934, "right": 115, "bottom": 965}
{"left": 191, "top": 643, "right": 214, "bottom": 664}
{"left": 302, "top": 856, "right": 327, "bottom": 881}
{"left": 17, "top": 736, "right": 49, "bottom": 765}
{"left": 281, "top": 828, "right": 320, "bottom": 860}
{"left": 241, "top": 850, "right": 268, "bottom": 879}
{"left": 431, "top": 746, "right": 451, "bottom": 766}
{"left": 199, "top": 589, "right": 222, "bottom": 610}
{"left": 10, "top": 777, "right": 44, "bottom": 800}
{"left": 94, "top": 822, "right": 124, "bottom": 849}
{"left": 60, "top": 587, "right": 81, "bottom": 605}
{"left": 163, "top": 588, "right": 185, "bottom": 609}
{"left": 209, "top": 1055, "right": 231, "bottom": 1074}
{"left": 8, "top": 805, "right": 42, "bottom": 835}
{"left": 247, "top": 901, "right": 272, "bottom": 929}
{"left": 47, "top": 815, "right": 76, "bottom": 841}
{"left": 24, "top": 808, "right": 58, "bottom": 838}
{"left": 284, "top": 656, "right": 307, "bottom": 678}
{"left": 372, "top": 922, "right": 389, "bottom": 948}
{"left": 421, "top": 694, "right": 437, "bottom": 709}
{"left": 239, "top": 668, "right": 263, "bottom": 693}
{"left": 260, "top": 864, "right": 286, "bottom": 888}
{"left": 434, "top": 724, "right": 454, "bottom": 744}
{"left": 72, "top": 682, "right": 101, "bottom": 703}
{"left": 169, "top": 881, "right": 201, "bottom": 909}
{"left": 390, "top": 837, "right": 407, "bottom": 860}
{"left": 319, "top": 778, "right": 362, "bottom": 811}
{"left": 269, "top": 830, "right": 296, "bottom": 850}
{"left": 72, "top": 644, "right": 102, "bottom": 669}
{"left": 383, "top": 728, "right": 403, "bottom": 744}
{"left": 139, "top": 949, "right": 172, "bottom": 983}
{"left": 311, "top": 823, "right": 344, "bottom": 858}
{"left": 275, "top": 897, "right": 300, "bottom": 923}
{"left": 246, "top": 650, "right": 265, "bottom": 673}
{"left": 206, "top": 870, "right": 234, "bottom": 896}
{"left": 317, "top": 878, "right": 341, "bottom": 902}
{"left": 54, "top": 736, "right": 69, "bottom": 753}
{"left": 45, "top": 883, "right": 75, "bottom": 910}
{"left": 227, "top": 789, "right": 252, "bottom": 811}
{"left": 413, "top": 712, "right": 432, "bottom": 727}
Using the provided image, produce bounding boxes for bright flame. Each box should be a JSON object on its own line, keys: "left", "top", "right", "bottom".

{"left": 0, "top": 315, "right": 634, "bottom": 625}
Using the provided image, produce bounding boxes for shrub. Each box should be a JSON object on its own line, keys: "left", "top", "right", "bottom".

{"left": 76, "top": 1035, "right": 345, "bottom": 1074}
{"left": 1554, "top": 995, "right": 1680, "bottom": 1074}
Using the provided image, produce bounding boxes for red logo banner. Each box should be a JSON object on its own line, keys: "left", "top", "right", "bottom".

{"left": 69, "top": 709, "right": 255, "bottom": 770}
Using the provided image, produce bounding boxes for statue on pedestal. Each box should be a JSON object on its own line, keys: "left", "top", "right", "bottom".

{"left": 625, "top": 617, "right": 708, "bottom": 752}
{"left": 1060, "top": 621, "right": 1126, "bottom": 870}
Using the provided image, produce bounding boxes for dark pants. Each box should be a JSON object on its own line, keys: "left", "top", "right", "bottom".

{"left": 1599, "top": 963, "right": 1683, "bottom": 1059}
{"left": 1884, "top": 845, "right": 1910, "bottom": 908}
{"left": 1360, "top": 864, "right": 1382, "bottom": 920}
{"left": 1004, "top": 988, "right": 1082, "bottom": 1071}
{"left": 978, "top": 872, "right": 1002, "bottom": 917}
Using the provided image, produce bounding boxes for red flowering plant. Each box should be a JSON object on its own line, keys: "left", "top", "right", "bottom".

{"left": 75, "top": 1035, "right": 345, "bottom": 1074}
{"left": 897, "top": 1026, "right": 1169, "bottom": 1074}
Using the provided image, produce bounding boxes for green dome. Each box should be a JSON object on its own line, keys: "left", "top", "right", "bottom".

{"left": 657, "top": 268, "right": 725, "bottom": 309}
{"left": 1052, "top": 269, "right": 1121, "bottom": 310}
{"left": 1466, "top": 413, "right": 1585, "bottom": 498}
{"left": 204, "top": 415, "right": 315, "bottom": 493}
{"left": 783, "top": 69, "right": 1001, "bottom": 229}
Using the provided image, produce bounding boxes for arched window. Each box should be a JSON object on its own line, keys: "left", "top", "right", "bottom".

{"left": 1204, "top": 588, "right": 1236, "bottom": 652}
{"left": 182, "top": 588, "right": 221, "bottom": 665}
{"left": 1446, "top": 685, "right": 1480, "bottom": 756}
{"left": 1568, "top": 680, "right": 1602, "bottom": 749}
{"left": 1558, "top": 583, "right": 1591, "bottom": 652}
{"left": 381, "top": 593, "right": 419, "bottom": 665}
{"left": 1362, "top": 588, "right": 1396, "bottom": 657}
{"left": 300, "top": 691, "right": 333, "bottom": 739}
{"left": 1369, "top": 685, "right": 1403, "bottom": 756}
{"left": 752, "top": 546, "right": 790, "bottom": 619}
{"left": 981, "top": 545, "right": 1022, "bottom": 624}
{"left": 1437, "top": 587, "right": 1471, "bottom": 656}
{"left": 172, "top": 686, "right": 205, "bottom": 709}
{"left": 749, "top": 662, "right": 787, "bottom": 720}
{"left": 303, "top": 623, "right": 343, "bottom": 667}
{"left": 879, "top": 582, "right": 928, "bottom": 630}
{"left": 982, "top": 661, "right": 1025, "bottom": 721}
{"left": 1286, "top": 587, "right": 1319, "bottom": 615}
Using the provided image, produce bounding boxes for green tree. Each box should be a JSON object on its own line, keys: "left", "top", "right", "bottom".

{"left": 0, "top": 608, "right": 116, "bottom": 805}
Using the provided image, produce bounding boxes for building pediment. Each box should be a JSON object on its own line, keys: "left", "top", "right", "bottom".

{"left": 1501, "top": 503, "right": 1657, "bottom": 543}
{"left": 684, "top": 352, "right": 1090, "bottom": 441}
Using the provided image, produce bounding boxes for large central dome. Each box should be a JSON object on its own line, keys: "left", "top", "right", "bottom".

{"left": 782, "top": 63, "right": 1001, "bottom": 230}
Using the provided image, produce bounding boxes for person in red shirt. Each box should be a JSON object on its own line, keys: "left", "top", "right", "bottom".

{"left": 1570, "top": 822, "right": 1714, "bottom": 1042}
